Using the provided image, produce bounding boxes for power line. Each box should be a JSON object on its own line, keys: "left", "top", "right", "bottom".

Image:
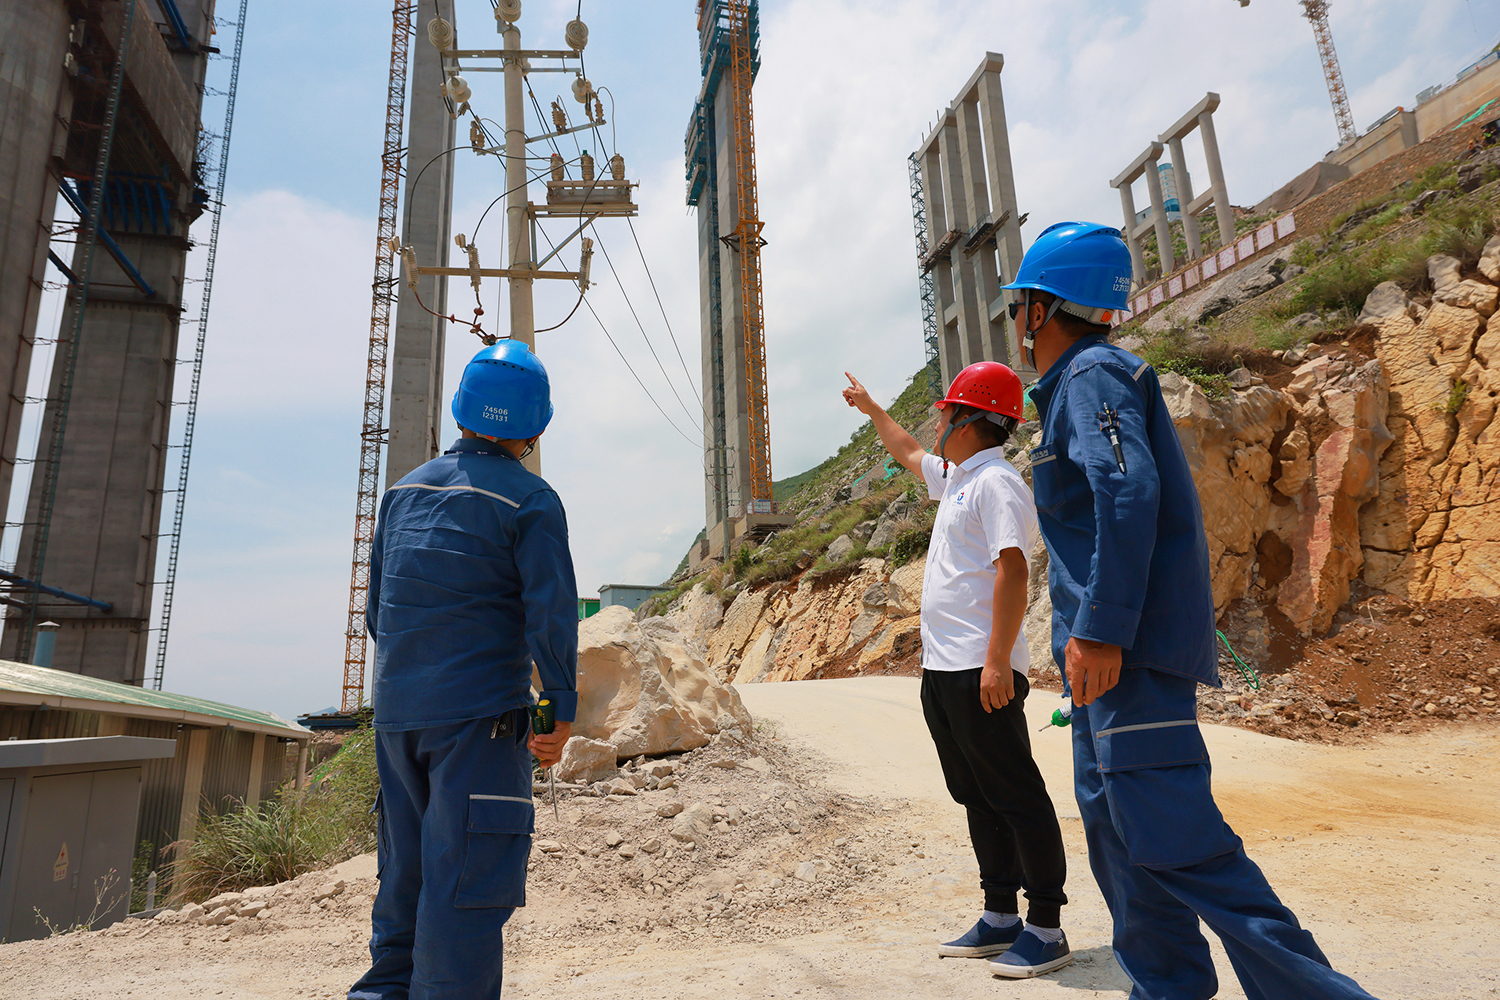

{"left": 626, "top": 216, "right": 700, "bottom": 400}
{"left": 533, "top": 223, "right": 699, "bottom": 448}
{"left": 591, "top": 232, "right": 703, "bottom": 432}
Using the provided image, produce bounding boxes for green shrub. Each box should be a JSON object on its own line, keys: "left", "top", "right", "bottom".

{"left": 1447, "top": 380, "right": 1469, "bottom": 414}
{"left": 888, "top": 524, "right": 933, "bottom": 568}
{"left": 1423, "top": 206, "right": 1495, "bottom": 264}
{"left": 1349, "top": 205, "right": 1404, "bottom": 242}
{"left": 167, "top": 728, "right": 380, "bottom": 904}
{"left": 1289, "top": 254, "right": 1383, "bottom": 315}
{"left": 166, "top": 796, "right": 316, "bottom": 904}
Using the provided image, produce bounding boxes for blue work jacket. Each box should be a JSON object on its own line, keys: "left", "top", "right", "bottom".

{"left": 367, "top": 437, "right": 579, "bottom": 729}
{"left": 1028, "top": 335, "right": 1220, "bottom": 687}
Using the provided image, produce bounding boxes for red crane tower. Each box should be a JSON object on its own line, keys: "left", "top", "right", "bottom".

{"left": 1300, "top": 0, "right": 1357, "bottom": 147}
{"left": 341, "top": 2, "right": 412, "bottom": 712}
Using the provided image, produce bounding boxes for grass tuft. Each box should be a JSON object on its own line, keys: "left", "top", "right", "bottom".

{"left": 166, "top": 727, "right": 379, "bottom": 904}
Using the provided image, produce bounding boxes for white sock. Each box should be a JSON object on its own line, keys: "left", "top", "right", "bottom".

{"left": 1024, "top": 922, "right": 1064, "bottom": 944}
{"left": 981, "top": 910, "right": 1020, "bottom": 928}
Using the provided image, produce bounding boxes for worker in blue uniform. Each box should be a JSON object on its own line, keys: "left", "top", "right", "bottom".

{"left": 1002, "top": 223, "right": 1381, "bottom": 1000}
{"left": 349, "top": 340, "right": 577, "bottom": 1000}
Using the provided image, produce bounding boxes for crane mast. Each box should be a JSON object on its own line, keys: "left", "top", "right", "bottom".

{"left": 342, "top": 1, "right": 412, "bottom": 712}
{"left": 723, "top": 0, "right": 774, "bottom": 507}
{"left": 1300, "top": 0, "right": 1357, "bottom": 147}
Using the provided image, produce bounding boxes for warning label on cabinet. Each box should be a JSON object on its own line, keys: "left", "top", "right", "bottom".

{"left": 53, "top": 843, "right": 68, "bottom": 881}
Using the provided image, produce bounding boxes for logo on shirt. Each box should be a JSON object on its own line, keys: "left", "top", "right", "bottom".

{"left": 952, "top": 490, "right": 966, "bottom": 506}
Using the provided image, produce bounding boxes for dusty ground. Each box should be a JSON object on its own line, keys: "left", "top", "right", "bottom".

{"left": 1, "top": 678, "right": 1496, "bottom": 999}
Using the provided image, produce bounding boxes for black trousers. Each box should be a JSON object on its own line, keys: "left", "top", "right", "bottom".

{"left": 920, "top": 667, "right": 1068, "bottom": 928}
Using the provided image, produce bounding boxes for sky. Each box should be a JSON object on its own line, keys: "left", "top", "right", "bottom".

{"left": 12, "top": 0, "right": 1500, "bottom": 721}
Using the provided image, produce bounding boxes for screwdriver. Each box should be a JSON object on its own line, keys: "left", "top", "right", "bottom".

{"left": 1036, "top": 698, "right": 1074, "bottom": 732}
{"left": 529, "top": 699, "right": 559, "bottom": 820}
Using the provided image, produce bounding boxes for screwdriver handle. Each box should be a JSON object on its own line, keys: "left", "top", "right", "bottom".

{"left": 529, "top": 699, "right": 555, "bottom": 736}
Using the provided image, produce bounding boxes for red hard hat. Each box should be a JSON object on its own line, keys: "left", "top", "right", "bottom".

{"left": 936, "top": 362, "right": 1024, "bottom": 420}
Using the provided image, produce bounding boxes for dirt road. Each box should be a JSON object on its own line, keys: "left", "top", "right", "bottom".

{"left": 2, "top": 677, "right": 1495, "bottom": 999}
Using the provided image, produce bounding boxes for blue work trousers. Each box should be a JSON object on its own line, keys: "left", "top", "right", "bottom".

{"left": 1073, "top": 667, "right": 1379, "bottom": 1000}
{"left": 349, "top": 711, "right": 534, "bottom": 1000}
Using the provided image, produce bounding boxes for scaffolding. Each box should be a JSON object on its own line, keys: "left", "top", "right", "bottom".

{"left": 907, "top": 152, "right": 942, "bottom": 400}
{"left": 342, "top": 1, "right": 413, "bottom": 713}
{"left": 151, "top": 0, "right": 250, "bottom": 690}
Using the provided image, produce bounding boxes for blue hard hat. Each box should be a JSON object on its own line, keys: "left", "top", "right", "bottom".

{"left": 1000, "top": 222, "right": 1133, "bottom": 312}
{"left": 451, "top": 340, "right": 553, "bottom": 440}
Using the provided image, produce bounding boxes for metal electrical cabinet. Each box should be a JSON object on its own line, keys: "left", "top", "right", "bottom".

{"left": 0, "top": 736, "right": 175, "bottom": 942}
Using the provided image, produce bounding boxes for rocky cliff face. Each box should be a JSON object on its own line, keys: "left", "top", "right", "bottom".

{"left": 1357, "top": 247, "right": 1500, "bottom": 600}
{"left": 665, "top": 242, "right": 1500, "bottom": 680}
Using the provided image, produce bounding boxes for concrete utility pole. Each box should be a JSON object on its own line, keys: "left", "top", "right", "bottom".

{"left": 392, "top": 2, "right": 632, "bottom": 483}
{"left": 385, "top": 0, "right": 456, "bottom": 487}
{"left": 502, "top": 16, "right": 538, "bottom": 473}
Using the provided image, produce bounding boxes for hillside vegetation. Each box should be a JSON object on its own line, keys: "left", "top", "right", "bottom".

{"left": 654, "top": 148, "right": 1500, "bottom": 616}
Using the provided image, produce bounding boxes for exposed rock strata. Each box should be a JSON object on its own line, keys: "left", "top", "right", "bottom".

{"left": 668, "top": 254, "right": 1500, "bottom": 679}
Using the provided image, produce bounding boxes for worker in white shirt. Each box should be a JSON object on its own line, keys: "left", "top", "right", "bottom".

{"left": 843, "top": 363, "right": 1071, "bottom": 979}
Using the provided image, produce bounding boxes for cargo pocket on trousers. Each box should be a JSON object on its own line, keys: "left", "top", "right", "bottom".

{"left": 1096, "top": 720, "right": 1241, "bottom": 869}
{"left": 455, "top": 794, "right": 534, "bottom": 908}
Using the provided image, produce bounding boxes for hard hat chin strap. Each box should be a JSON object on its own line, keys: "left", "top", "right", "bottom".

{"left": 938, "top": 410, "right": 986, "bottom": 479}
{"left": 1022, "top": 289, "right": 1067, "bottom": 371}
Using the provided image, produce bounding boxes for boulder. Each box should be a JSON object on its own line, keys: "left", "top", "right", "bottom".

{"left": 1356, "top": 281, "right": 1409, "bottom": 326}
{"left": 1407, "top": 189, "right": 1451, "bottom": 214}
{"left": 869, "top": 500, "right": 920, "bottom": 551}
{"left": 564, "top": 606, "right": 753, "bottom": 758}
{"left": 555, "top": 736, "right": 618, "bottom": 784}
{"left": 1479, "top": 234, "right": 1500, "bottom": 284}
{"left": 662, "top": 583, "right": 723, "bottom": 638}
{"left": 670, "top": 802, "right": 716, "bottom": 846}
{"left": 1457, "top": 147, "right": 1500, "bottom": 191}
{"left": 886, "top": 556, "right": 925, "bottom": 615}
{"left": 1140, "top": 247, "right": 1294, "bottom": 331}
{"left": 826, "top": 534, "right": 856, "bottom": 564}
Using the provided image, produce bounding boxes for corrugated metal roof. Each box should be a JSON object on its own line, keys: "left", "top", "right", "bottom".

{"left": 0, "top": 659, "right": 310, "bottom": 739}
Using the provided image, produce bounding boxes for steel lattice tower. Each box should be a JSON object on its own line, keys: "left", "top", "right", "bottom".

{"left": 1300, "top": 0, "right": 1357, "bottom": 146}
{"left": 341, "top": 1, "right": 413, "bottom": 712}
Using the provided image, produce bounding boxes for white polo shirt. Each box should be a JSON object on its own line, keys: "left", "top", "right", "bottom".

{"left": 919, "top": 448, "right": 1038, "bottom": 675}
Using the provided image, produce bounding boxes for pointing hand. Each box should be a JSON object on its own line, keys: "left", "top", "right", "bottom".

{"left": 843, "top": 372, "right": 876, "bottom": 415}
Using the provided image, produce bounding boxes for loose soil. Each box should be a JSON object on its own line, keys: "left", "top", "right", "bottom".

{"left": 3, "top": 680, "right": 1497, "bottom": 999}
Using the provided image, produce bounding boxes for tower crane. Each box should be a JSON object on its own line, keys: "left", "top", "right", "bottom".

{"left": 1300, "top": 1, "right": 1357, "bottom": 147}
{"left": 341, "top": 0, "right": 412, "bottom": 713}
{"left": 721, "top": 0, "right": 774, "bottom": 509}
{"left": 1237, "top": 1, "right": 1357, "bottom": 147}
